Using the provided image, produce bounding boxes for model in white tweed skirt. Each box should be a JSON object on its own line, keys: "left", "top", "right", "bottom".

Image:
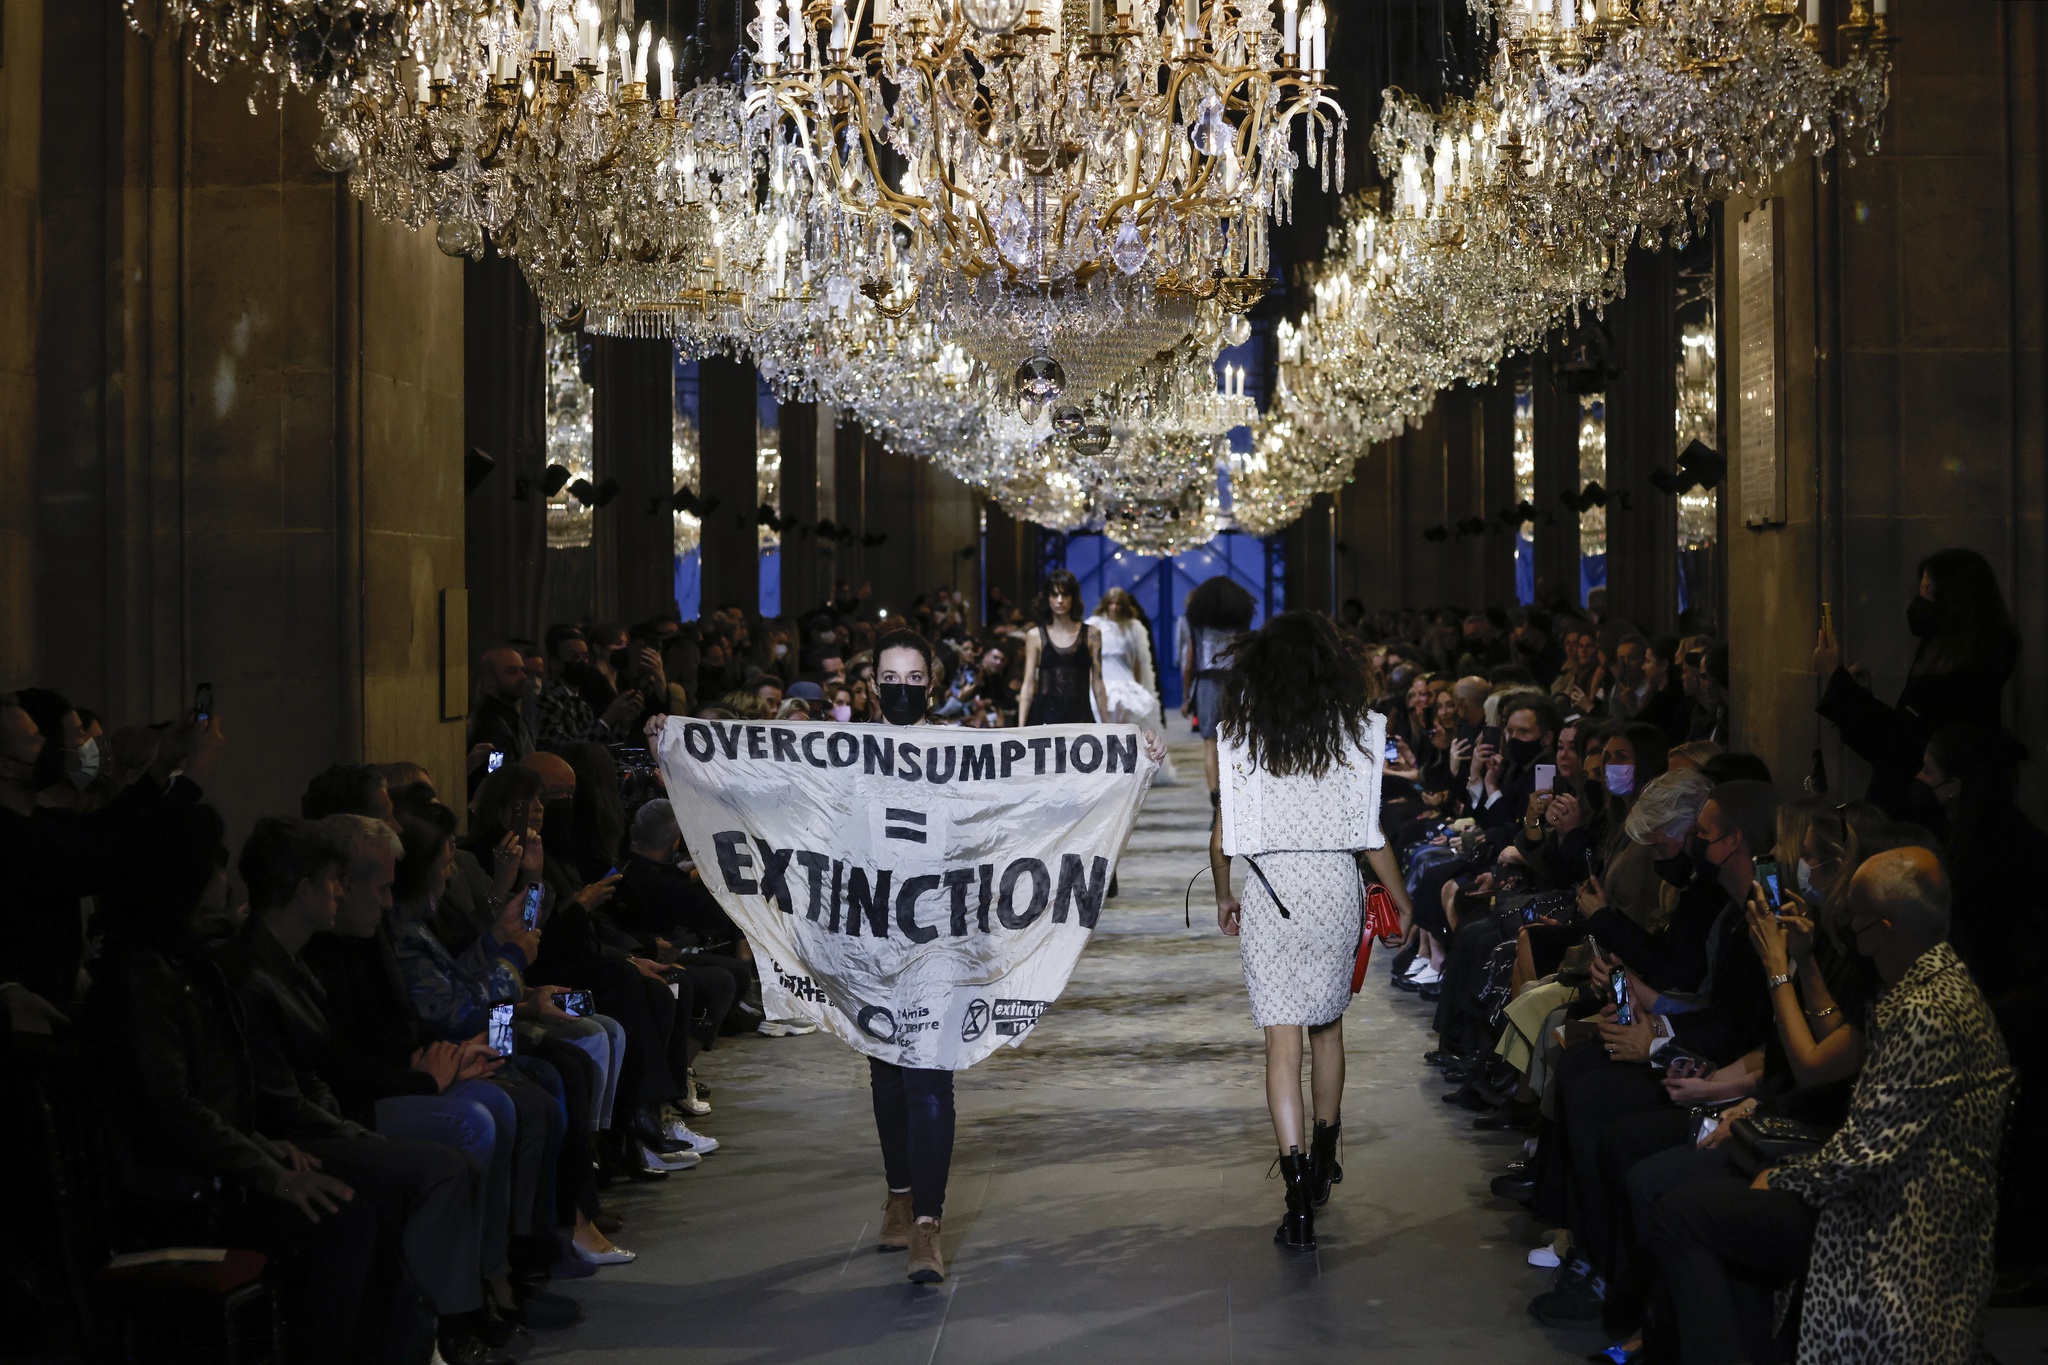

{"left": 1210, "top": 612, "right": 1415, "bottom": 1253}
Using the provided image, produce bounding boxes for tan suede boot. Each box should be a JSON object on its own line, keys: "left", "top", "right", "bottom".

{"left": 879, "top": 1191, "right": 914, "bottom": 1250}
{"left": 907, "top": 1219, "right": 945, "bottom": 1283}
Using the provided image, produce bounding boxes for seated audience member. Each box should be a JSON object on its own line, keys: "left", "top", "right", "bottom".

{"left": 614, "top": 798, "right": 759, "bottom": 1030}
{"left": 468, "top": 646, "right": 538, "bottom": 777}
{"left": 522, "top": 751, "right": 719, "bottom": 1170}
{"left": 1650, "top": 848, "right": 2013, "bottom": 1365}
{"left": 1466, "top": 695, "right": 1559, "bottom": 831}
{"left": 226, "top": 816, "right": 500, "bottom": 1363}
{"left": 1522, "top": 780, "right": 1777, "bottom": 1329}
{"left": 85, "top": 803, "right": 418, "bottom": 1365}
{"left": 304, "top": 814, "right": 580, "bottom": 1335}
{"left": 387, "top": 814, "right": 634, "bottom": 1267}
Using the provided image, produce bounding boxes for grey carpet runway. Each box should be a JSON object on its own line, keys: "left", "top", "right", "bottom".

{"left": 529, "top": 740, "right": 2048, "bottom": 1364}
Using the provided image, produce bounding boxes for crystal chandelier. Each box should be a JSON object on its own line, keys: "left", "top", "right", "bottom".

{"left": 749, "top": 0, "right": 1345, "bottom": 401}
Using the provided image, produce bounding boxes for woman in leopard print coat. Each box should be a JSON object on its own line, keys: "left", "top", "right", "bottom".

{"left": 1766, "top": 939, "right": 2013, "bottom": 1363}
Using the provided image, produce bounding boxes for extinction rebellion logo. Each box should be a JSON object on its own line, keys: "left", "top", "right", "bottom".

{"left": 960, "top": 999, "right": 990, "bottom": 1042}
{"left": 992, "top": 999, "right": 1049, "bottom": 1037}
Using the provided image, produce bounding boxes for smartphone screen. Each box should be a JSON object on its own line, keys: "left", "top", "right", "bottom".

{"left": 520, "top": 883, "right": 544, "bottom": 932}
{"left": 561, "top": 990, "right": 593, "bottom": 1019}
{"left": 1480, "top": 725, "right": 1503, "bottom": 751}
{"left": 488, "top": 1002, "right": 515, "bottom": 1056}
{"left": 193, "top": 682, "right": 214, "bottom": 725}
{"left": 1384, "top": 739, "right": 1401, "bottom": 763}
{"left": 487, "top": 750, "right": 505, "bottom": 773}
{"left": 1755, "top": 856, "right": 1783, "bottom": 911}
{"left": 1605, "top": 762, "right": 1636, "bottom": 796}
{"left": 1613, "top": 970, "right": 1633, "bottom": 1026}
{"left": 1534, "top": 763, "right": 1556, "bottom": 793}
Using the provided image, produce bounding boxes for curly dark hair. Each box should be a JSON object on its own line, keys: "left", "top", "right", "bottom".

{"left": 1218, "top": 612, "right": 1374, "bottom": 778}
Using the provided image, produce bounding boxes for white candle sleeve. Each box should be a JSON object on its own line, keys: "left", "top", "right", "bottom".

{"left": 657, "top": 38, "right": 673, "bottom": 97}
{"left": 1282, "top": 0, "right": 1296, "bottom": 55}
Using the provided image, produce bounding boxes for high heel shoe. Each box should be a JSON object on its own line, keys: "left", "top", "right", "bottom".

{"left": 1308, "top": 1119, "right": 1342, "bottom": 1208}
{"left": 1274, "top": 1149, "right": 1316, "bottom": 1251}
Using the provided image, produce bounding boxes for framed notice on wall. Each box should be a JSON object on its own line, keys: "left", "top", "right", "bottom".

{"left": 1737, "top": 199, "right": 1787, "bottom": 527}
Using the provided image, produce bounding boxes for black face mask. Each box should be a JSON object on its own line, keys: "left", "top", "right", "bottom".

{"left": 1690, "top": 835, "right": 1724, "bottom": 884}
{"left": 877, "top": 682, "right": 928, "bottom": 727}
{"left": 1652, "top": 852, "right": 1694, "bottom": 888}
{"left": 1503, "top": 737, "right": 1543, "bottom": 769}
{"left": 1906, "top": 595, "right": 1942, "bottom": 640}
{"left": 540, "top": 798, "right": 577, "bottom": 853}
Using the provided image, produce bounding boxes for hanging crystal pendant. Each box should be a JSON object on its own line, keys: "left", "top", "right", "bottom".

{"left": 1111, "top": 219, "right": 1149, "bottom": 275}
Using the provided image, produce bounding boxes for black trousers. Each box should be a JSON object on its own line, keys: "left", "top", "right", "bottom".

{"left": 869, "top": 1059, "right": 955, "bottom": 1221}
{"left": 305, "top": 1134, "right": 480, "bottom": 1317}
{"left": 1648, "top": 1177, "right": 1814, "bottom": 1365}
{"left": 678, "top": 955, "right": 743, "bottom": 1044}
{"left": 1590, "top": 1106, "right": 1695, "bottom": 1329}
{"left": 1532, "top": 1042, "right": 1670, "bottom": 1244}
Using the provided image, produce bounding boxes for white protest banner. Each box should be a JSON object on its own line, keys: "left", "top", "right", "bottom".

{"left": 651, "top": 717, "right": 1156, "bottom": 1070}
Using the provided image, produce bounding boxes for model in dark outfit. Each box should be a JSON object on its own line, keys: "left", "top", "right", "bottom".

{"left": 1026, "top": 623, "right": 1098, "bottom": 725}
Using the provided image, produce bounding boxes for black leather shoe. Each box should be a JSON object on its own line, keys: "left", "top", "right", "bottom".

{"left": 1490, "top": 1172, "right": 1537, "bottom": 1204}
{"left": 1274, "top": 1149, "right": 1316, "bottom": 1250}
{"left": 1473, "top": 1103, "right": 1539, "bottom": 1131}
{"left": 1307, "top": 1119, "right": 1343, "bottom": 1208}
{"left": 1417, "top": 982, "right": 1443, "bottom": 1001}
{"left": 436, "top": 1326, "right": 513, "bottom": 1365}
{"left": 1443, "top": 1080, "right": 1507, "bottom": 1111}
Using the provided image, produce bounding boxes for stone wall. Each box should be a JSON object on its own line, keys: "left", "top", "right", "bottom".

{"left": 2, "top": 3, "right": 467, "bottom": 838}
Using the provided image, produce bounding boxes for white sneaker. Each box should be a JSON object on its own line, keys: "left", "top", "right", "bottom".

{"left": 1407, "top": 962, "right": 1444, "bottom": 986}
{"left": 756, "top": 1018, "right": 818, "bottom": 1037}
{"left": 1400, "top": 956, "right": 1433, "bottom": 982}
{"left": 635, "top": 1138, "right": 700, "bottom": 1171}
{"left": 659, "top": 1114, "right": 720, "bottom": 1155}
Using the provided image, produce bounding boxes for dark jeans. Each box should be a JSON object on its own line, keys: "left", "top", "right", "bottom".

{"left": 1648, "top": 1177, "right": 1814, "bottom": 1365}
{"left": 1532, "top": 1041, "right": 1670, "bottom": 1246}
{"left": 869, "top": 1059, "right": 955, "bottom": 1221}
{"left": 520, "top": 1042, "right": 600, "bottom": 1225}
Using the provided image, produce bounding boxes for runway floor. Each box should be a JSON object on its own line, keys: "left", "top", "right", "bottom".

{"left": 528, "top": 740, "right": 2048, "bottom": 1364}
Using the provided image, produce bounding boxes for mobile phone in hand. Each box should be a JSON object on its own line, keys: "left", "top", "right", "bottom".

{"left": 1534, "top": 763, "right": 1556, "bottom": 793}
{"left": 1754, "top": 856, "right": 1783, "bottom": 912}
{"left": 560, "top": 990, "right": 593, "bottom": 1019}
{"left": 193, "top": 682, "right": 214, "bottom": 725}
{"left": 1613, "top": 970, "right": 1634, "bottom": 1026}
{"left": 487, "top": 749, "right": 505, "bottom": 773}
{"left": 488, "top": 1002, "right": 515, "bottom": 1056}
{"left": 520, "top": 884, "right": 544, "bottom": 932}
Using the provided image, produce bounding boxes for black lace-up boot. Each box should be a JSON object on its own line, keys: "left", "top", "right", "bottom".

{"left": 1308, "top": 1118, "right": 1342, "bottom": 1207}
{"left": 1274, "top": 1149, "right": 1316, "bottom": 1250}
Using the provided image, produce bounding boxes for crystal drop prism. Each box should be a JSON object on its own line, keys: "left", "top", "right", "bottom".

{"left": 1111, "top": 219, "right": 1148, "bottom": 275}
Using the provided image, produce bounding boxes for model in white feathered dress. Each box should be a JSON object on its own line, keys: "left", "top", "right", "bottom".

{"left": 1087, "top": 589, "right": 1183, "bottom": 785}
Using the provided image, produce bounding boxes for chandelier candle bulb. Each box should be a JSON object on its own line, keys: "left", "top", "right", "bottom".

{"left": 830, "top": 0, "right": 848, "bottom": 51}
{"left": 657, "top": 36, "right": 673, "bottom": 98}
{"left": 614, "top": 27, "right": 631, "bottom": 85}
{"left": 788, "top": 0, "right": 804, "bottom": 62}
{"left": 414, "top": 61, "right": 430, "bottom": 104}
{"left": 635, "top": 22, "right": 651, "bottom": 83}
{"left": 875, "top": 0, "right": 892, "bottom": 22}
{"left": 1183, "top": 0, "right": 1200, "bottom": 43}
{"left": 1281, "top": 0, "right": 1296, "bottom": 56}
{"left": 1805, "top": 0, "right": 1819, "bottom": 22}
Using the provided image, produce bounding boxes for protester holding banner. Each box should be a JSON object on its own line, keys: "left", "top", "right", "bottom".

{"left": 1210, "top": 612, "right": 1415, "bottom": 1251}
{"left": 1016, "top": 570, "right": 1110, "bottom": 727}
{"left": 650, "top": 627, "right": 1165, "bottom": 1287}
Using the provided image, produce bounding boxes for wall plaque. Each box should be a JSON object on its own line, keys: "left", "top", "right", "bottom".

{"left": 1737, "top": 199, "right": 1786, "bottom": 527}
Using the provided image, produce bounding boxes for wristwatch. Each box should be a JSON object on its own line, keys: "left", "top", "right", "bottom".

{"left": 1767, "top": 972, "right": 1794, "bottom": 990}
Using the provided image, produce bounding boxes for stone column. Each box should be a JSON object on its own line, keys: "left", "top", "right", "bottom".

{"left": 592, "top": 335, "right": 679, "bottom": 624}
{"left": 777, "top": 399, "right": 820, "bottom": 612}
{"left": 1531, "top": 351, "right": 1582, "bottom": 609}
{"left": 462, "top": 254, "right": 547, "bottom": 650}
{"left": 696, "top": 355, "right": 759, "bottom": 615}
{"left": 1603, "top": 249, "right": 1681, "bottom": 636}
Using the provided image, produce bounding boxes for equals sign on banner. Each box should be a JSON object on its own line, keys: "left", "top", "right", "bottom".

{"left": 883, "top": 809, "right": 928, "bottom": 843}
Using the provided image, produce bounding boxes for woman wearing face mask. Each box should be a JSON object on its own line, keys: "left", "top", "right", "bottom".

{"left": 861, "top": 629, "right": 1165, "bottom": 1282}
{"left": 1815, "top": 546, "right": 2020, "bottom": 822}
{"left": 1015, "top": 569, "right": 1110, "bottom": 729}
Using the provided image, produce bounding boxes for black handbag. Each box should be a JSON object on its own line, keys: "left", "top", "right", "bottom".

{"left": 1728, "top": 1113, "right": 1829, "bottom": 1175}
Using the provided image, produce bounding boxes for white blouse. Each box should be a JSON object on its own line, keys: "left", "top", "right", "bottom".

{"left": 1219, "top": 710, "right": 1387, "bottom": 856}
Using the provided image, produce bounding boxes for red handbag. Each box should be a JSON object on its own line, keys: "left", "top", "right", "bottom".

{"left": 1352, "top": 883, "right": 1404, "bottom": 993}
